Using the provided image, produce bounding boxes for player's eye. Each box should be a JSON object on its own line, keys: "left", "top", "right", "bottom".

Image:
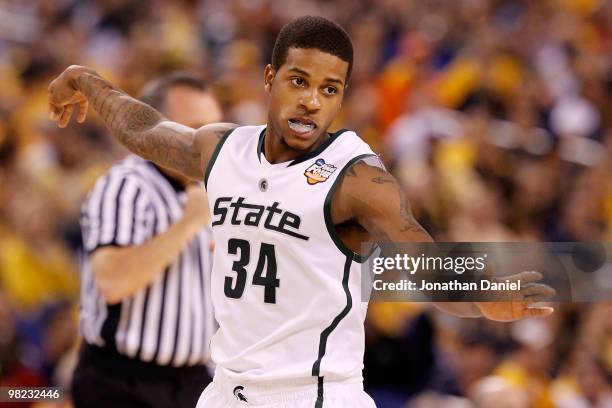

{"left": 291, "top": 77, "right": 305, "bottom": 87}
{"left": 323, "top": 86, "right": 337, "bottom": 95}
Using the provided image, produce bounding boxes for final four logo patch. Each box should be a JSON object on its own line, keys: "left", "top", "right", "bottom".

{"left": 304, "top": 158, "right": 337, "bottom": 185}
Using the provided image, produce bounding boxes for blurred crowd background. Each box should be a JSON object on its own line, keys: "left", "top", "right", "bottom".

{"left": 0, "top": 0, "right": 611, "bottom": 407}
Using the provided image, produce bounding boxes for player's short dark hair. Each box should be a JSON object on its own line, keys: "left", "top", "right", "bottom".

{"left": 140, "top": 72, "right": 208, "bottom": 112}
{"left": 271, "top": 15, "right": 354, "bottom": 81}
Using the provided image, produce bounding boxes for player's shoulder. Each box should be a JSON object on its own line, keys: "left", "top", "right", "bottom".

{"left": 195, "top": 122, "right": 240, "bottom": 139}
{"left": 344, "top": 154, "right": 389, "bottom": 185}
{"left": 331, "top": 153, "right": 401, "bottom": 223}
{"left": 335, "top": 135, "right": 392, "bottom": 188}
{"left": 214, "top": 124, "right": 267, "bottom": 141}
{"left": 331, "top": 128, "right": 366, "bottom": 146}
{"left": 194, "top": 123, "right": 258, "bottom": 161}
{"left": 329, "top": 129, "right": 388, "bottom": 194}
{"left": 323, "top": 128, "right": 377, "bottom": 168}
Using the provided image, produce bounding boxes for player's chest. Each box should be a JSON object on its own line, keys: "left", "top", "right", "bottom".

{"left": 209, "top": 160, "right": 339, "bottom": 240}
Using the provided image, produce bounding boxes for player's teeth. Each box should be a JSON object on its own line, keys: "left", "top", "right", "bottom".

{"left": 288, "top": 120, "right": 315, "bottom": 133}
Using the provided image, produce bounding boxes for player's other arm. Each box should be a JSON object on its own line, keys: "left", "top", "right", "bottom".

{"left": 48, "top": 65, "right": 237, "bottom": 180}
{"left": 93, "top": 186, "right": 209, "bottom": 304}
{"left": 335, "top": 160, "right": 554, "bottom": 321}
{"left": 333, "top": 160, "right": 481, "bottom": 317}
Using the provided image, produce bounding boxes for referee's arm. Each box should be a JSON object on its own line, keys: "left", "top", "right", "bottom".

{"left": 92, "top": 185, "right": 210, "bottom": 304}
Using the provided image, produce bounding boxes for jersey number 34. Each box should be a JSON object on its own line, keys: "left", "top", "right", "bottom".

{"left": 225, "top": 238, "right": 279, "bottom": 304}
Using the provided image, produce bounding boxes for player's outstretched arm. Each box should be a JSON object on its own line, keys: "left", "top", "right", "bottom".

{"left": 48, "top": 65, "right": 236, "bottom": 180}
{"left": 333, "top": 159, "right": 481, "bottom": 317}
{"left": 334, "top": 158, "right": 554, "bottom": 321}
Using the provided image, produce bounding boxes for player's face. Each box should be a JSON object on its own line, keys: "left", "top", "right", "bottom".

{"left": 265, "top": 47, "right": 348, "bottom": 151}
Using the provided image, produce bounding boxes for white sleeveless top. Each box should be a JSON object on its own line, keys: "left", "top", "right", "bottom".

{"left": 205, "top": 125, "right": 376, "bottom": 383}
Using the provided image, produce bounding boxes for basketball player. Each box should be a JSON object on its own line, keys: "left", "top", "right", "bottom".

{"left": 48, "top": 15, "right": 554, "bottom": 408}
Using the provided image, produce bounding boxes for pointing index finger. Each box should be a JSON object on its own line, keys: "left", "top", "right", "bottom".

{"left": 523, "top": 306, "right": 554, "bottom": 318}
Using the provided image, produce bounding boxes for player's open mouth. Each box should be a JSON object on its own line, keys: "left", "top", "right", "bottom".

{"left": 288, "top": 118, "right": 316, "bottom": 135}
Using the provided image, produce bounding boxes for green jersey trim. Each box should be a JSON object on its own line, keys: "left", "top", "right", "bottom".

{"left": 312, "top": 255, "right": 353, "bottom": 407}
{"left": 323, "top": 153, "right": 376, "bottom": 264}
{"left": 204, "top": 128, "right": 236, "bottom": 189}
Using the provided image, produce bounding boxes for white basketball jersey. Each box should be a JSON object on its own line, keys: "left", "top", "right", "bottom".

{"left": 205, "top": 125, "right": 375, "bottom": 384}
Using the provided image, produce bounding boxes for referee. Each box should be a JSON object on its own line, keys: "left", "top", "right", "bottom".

{"left": 72, "top": 73, "right": 223, "bottom": 408}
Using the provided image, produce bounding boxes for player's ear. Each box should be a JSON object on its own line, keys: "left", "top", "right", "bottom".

{"left": 264, "top": 64, "right": 275, "bottom": 93}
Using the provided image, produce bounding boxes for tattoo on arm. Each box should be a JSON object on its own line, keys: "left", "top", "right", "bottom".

{"left": 351, "top": 162, "right": 431, "bottom": 240}
{"left": 396, "top": 188, "right": 429, "bottom": 235}
{"left": 74, "top": 73, "right": 162, "bottom": 143}
{"left": 74, "top": 72, "right": 201, "bottom": 178}
{"left": 371, "top": 176, "right": 394, "bottom": 184}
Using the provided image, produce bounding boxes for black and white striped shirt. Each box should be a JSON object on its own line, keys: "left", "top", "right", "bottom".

{"left": 79, "top": 155, "right": 215, "bottom": 367}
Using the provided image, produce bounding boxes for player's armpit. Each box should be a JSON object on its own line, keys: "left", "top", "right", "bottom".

{"left": 194, "top": 122, "right": 239, "bottom": 179}
{"left": 332, "top": 158, "right": 433, "bottom": 244}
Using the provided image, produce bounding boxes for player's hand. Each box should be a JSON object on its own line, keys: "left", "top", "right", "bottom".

{"left": 475, "top": 271, "right": 555, "bottom": 322}
{"left": 48, "top": 65, "right": 91, "bottom": 128}
{"left": 183, "top": 185, "right": 211, "bottom": 230}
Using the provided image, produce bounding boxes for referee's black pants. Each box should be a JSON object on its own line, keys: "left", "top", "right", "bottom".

{"left": 72, "top": 344, "right": 212, "bottom": 408}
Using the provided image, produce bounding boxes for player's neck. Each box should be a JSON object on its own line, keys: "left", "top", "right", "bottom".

{"left": 263, "top": 126, "right": 329, "bottom": 164}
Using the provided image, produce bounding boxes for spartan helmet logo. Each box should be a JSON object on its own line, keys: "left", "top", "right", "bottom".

{"left": 259, "top": 178, "right": 268, "bottom": 192}
{"left": 233, "top": 386, "right": 248, "bottom": 404}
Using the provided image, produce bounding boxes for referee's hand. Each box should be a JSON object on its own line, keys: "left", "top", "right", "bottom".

{"left": 183, "top": 185, "right": 211, "bottom": 230}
